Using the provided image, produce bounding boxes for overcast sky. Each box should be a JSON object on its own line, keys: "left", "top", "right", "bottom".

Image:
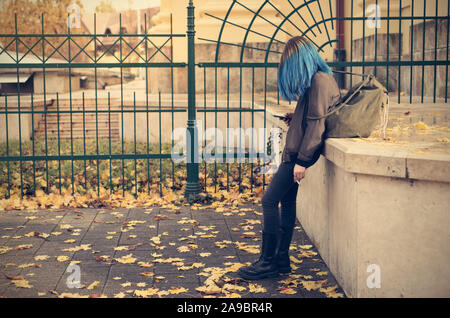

{"left": 80, "top": 0, "right": 161, "bottom": 13}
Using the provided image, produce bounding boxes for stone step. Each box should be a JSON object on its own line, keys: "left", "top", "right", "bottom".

{"left": 48, "top": 103, "right": 150, "bottom": 111}
{"left": 32, "top": 136, "right": 121, "bottom": 141}
{"left": 34, "top": 126, "right": 119, "bottom": 134}
{"left": 38, "top": 120, "right": 120, "bottom": 130}
{"left": 40, "top": 113, "right": 120, "bottom": 120}
{"left": 33, "top": 128, "right": 120, "bottom": 140}
{"left": 34, "top": 111, "right": 121, "bottom": 138}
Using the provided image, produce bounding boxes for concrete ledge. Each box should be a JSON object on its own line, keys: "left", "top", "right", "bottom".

{"left": 297, "top": 138, "right": 450, "bottom": 298}
{"left": 325, "top": 138, "right": 450, "bottom": 183}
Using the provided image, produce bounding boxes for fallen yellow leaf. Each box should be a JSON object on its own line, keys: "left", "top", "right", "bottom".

{"left": 56, "top": 255, "right": 70, "bottom": 262}
{"left": 114, "top": 292, "right": 127, "bottom": 298}
{"left": 248, "top": 283, "right": 267, "bottom": 293}
{"left": 11, "top": 279, "right": 33, "bottom": 289}
{"left": 115, "top": 254, "right": 137, "bottom": 264}
{"left": 279, "top": 287, "right": 297, "bottom": 295}
{"left": 319, "top": 285, "right": 345, "bottom": 298}
{"left": 301, "top": 280, "right": 324, "bottom": 291}
{"left": 415, "top": 121, "right": 429, "bottom": 130}
{"left": 58, "top": 293, "right": 89, "bottom": 298}
{"left": 87, "top": 281, "right": 100, "bottom": 290}
{"left": 134, "top": 288, "right": 159, "bottom": 298}
{"left": 140, "top": 272, "right": 155, "bottom": 277}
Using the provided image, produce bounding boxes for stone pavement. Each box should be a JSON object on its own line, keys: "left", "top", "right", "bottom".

{"left": 0, "top": 204, "right": 345, "bottom": 298}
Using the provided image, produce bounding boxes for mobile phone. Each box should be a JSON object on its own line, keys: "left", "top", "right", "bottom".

{"left": 273, "top": 114, "right": 289, "bottom": 120}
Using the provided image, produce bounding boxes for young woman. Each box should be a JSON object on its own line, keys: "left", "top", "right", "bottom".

{"left": 237, "top": 36, "right": 341, "bottom": 280}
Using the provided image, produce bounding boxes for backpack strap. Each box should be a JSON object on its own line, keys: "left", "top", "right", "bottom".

{"left": 332, "top": 70, "right": 368, "bottom": 77}
{"left": 306, "top": 74, "right": 373, "bottom": 120}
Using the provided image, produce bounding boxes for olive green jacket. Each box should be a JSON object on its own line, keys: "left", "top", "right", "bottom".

{"left": 281, "top": 71, "right": 341, "bottom": 168}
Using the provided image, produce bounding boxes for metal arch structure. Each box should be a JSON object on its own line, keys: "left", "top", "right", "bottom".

{"left": 198, "top": 0, "right": 339, "bottom": 65}
{"left": 197, "top": 0, "right": 449, "bottom": 97}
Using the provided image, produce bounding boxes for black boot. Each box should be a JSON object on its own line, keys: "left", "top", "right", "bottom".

{"left": 237, "top": 232, "right": 278, "bottom": 280}
{"left": 276, "top": 226, "right": 294, "bottom": 274}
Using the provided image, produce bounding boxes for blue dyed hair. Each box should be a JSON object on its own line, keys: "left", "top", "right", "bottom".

{"left": 278, "top": 36, "right": 332, "bottom": 101}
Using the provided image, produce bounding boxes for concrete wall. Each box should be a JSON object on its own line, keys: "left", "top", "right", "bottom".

{"left": 0, "top": 111, "right": 34, "bottom": 142}
{"left": 33, "top": 72, "right": 80, "bottom": 95}
{"left": 349, "top": 19, "right": 450, "bottom": 97}
{"left": 297, "top": 138, "right": 450, "bottom": 297}
{"left": 0, "top": 100, "right": 47, "bottom": 142}
{"left": 350, "top": 32, "right": 401, "bottom": 92}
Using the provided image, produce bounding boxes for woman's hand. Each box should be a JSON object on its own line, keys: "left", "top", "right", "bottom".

{"left": 293, "top": 164, "right": 306, "bottom": 183}
{"left": 282, "top": 113, "right": 293, "bottom": 127}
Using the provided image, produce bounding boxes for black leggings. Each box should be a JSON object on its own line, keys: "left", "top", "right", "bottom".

{"left": 261, "top": 162, "right": 299, "bottom": 234}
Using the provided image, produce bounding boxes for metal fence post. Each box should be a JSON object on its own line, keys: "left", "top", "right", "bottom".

{"left": 334, "top": 0, "right": 346, "bottom": 89}
{"left": 185, "top": 0, "right": 201, "bottom": 201}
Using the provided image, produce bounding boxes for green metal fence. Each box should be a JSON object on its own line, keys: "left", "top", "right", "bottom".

{"left": 0, "top": 8, "right": 189, "bottom": 200}
{"left": 0, "top": 0, "right": 449, "bottom": 201}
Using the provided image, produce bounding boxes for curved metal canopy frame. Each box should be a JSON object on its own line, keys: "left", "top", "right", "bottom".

{"left": 203, "top": 0, "right": 338, "bottom": 64}
{"left": 264, "top": 10, "right": 338, "bottom": 64}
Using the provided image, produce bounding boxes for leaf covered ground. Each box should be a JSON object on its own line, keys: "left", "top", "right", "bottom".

{"left": 0, "top": 203, "right": 345, "bottom": 298}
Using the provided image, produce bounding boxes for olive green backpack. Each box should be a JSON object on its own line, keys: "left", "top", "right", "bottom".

{"left": 307, "top": 72, "right": 389, "bottom": 139}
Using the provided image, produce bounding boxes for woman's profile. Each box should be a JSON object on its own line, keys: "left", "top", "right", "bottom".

{"left": 237, "top": 36, "right": 341, "bottom": 280}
